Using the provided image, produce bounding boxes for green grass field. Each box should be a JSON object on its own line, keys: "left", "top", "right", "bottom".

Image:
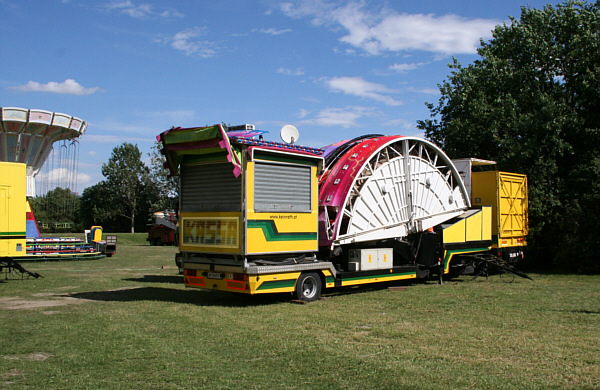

{"left": 1, "top": 233, "right": 599, "bottom": 389}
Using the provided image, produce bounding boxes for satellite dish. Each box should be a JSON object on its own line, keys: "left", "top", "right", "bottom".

{"left": 280, "top": 124, "right": 299, "bottom": 144}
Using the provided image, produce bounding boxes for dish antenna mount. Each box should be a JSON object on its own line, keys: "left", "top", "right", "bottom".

{"left": 280, "top": 124, "right": 299, "bottom": 144}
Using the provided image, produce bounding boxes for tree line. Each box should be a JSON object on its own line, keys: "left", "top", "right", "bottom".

{"left": 32, "top": 142, "right": 177, "bottom": 234}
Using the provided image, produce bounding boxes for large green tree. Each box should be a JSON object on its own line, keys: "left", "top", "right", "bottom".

{"left": 99, "top": 143, "right": 156, "bottom": 233}
{"left": 418, "top": 1, "right": 600, "bottom": 272}
{"left": 148, "top": 141, "right": 179, "bottom": 212}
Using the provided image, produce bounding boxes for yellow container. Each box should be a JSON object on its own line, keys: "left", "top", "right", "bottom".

{"left": 471, "top": 171, "right": 528, "bottom": 248}
{"left": 0, "top": 162, "right": 27, "bottom": 256}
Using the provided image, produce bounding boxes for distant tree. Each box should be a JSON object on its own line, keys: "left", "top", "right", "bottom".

{"left": 148, "top": 141, "right": 179, "bottom": 212}
{"left": 80, "top": 181, "right": 128, "bottom": 232}
{"left": 30, "top": 187, "right": 82, "bottom": 232}
{"left": 100, "top": 143, "right": 156, "bottom": 233}
{"left": 417, "top": 1, "right": 600, "bottom": 272}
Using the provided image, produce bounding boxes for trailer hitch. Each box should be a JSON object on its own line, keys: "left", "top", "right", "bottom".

{"left": 468, "top": 254, "right": 533, "bottom": 281}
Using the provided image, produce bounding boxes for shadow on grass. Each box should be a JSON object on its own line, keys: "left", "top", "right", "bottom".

{"left": 67, "top": 276, "right": 473, "bottom": 307}
{"left": 123, "top": 275, "right": 182, "bottom": 284}
{"left": 68, "top": 287, "right": 289, "bottom": 307}
{"left": 571, "top": 309, "right": 600, "bottom": 315}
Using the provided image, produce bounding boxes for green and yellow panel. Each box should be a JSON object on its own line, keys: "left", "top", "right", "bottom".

{"left": 245, "top": 215, "right": 318, "bottom": 254}
{"left": 339, "top": 270, "right": 416, "bottom": 287}
{"left": 441, "top": 207, "right": 493, "bottom": 273}
{"left": 442, "top": 247, "right": 490, "bottom": 274}
{"left": 184, "top": 268, "right": 335, "bottom": 295}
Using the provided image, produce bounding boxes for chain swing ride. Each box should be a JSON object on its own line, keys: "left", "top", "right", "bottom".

{"left": 1, "top": 107, "right": 115, "bottom": 266}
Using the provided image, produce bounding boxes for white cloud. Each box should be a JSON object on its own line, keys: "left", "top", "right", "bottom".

{"left": 35, "top": 168, "right": 92, "bottom": 188}
{"left": 280, "top": 1, "right": 497, "bottom": 56}
{"left": 323, "top": 76, "right": 402, "bottom": 106}
{"left": 278, "top": 67, "right": 305, "bottom": 76}
{"left": 258, "top": 27, "right": 292, "bottom": 35}
{"left": 11, "top": 79, "right": 101, "bottom": 95}
{"left": 301, "top": 106, "right": 373, "bottom": 128}
{"left": 77, "top": 172, "right": 92, "bottom": 186}
{"left": 105, "top": 1, "right": 183, "bottom": 19}
{"left": 389, "top": 62, "right": 425, "bottom": 73}
{"left": 297, "top": 108, "right": 310, "bottom": 119}
{"left": 157, "top": 27, "right": 216, "bottom": 57}
{"left": 280, "top": 0, "right": 337, "bottom": 25}
{"left": 362, "top": 13, "right": 495, "bottom": 55}
{"left": 88, "top": 151, "right": 97, "bottom": 157}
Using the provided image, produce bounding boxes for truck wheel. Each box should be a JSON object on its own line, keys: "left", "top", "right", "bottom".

{"left": 295, "top": 272, "right": 321, "bottom": 302}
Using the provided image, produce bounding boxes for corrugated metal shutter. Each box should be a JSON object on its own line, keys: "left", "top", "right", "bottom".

{"left": 254, "top": 162, "right": 311, "bottom": 212}
{"left": 181, "top": 163, "right": 241, "bottom": 212}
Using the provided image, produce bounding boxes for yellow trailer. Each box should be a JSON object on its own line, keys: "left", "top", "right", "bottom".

{"left": 0, "top": 162, "right": 26, "bottom": 257}
{"left": 162, "top": 126, "right": 530, "bottom": 301}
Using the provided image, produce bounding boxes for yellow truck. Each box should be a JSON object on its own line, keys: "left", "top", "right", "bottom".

{"left": 161, "top": 125, "right": 529, "bottom": 301}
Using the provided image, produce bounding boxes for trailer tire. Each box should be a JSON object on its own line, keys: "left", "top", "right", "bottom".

{"left": 295, "top": 272, "right": 322, "bottom": 302}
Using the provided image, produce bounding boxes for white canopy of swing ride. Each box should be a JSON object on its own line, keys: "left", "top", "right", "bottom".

{"left": 0, "top": 107, "right": 87, "bottom": 218}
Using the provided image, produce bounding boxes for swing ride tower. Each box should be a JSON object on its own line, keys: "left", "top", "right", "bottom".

{"left": 0, "top": 107, "right": 86, "bottom": 197}
{"left": 0, "top": 107, "right": 86, "bottom": 241}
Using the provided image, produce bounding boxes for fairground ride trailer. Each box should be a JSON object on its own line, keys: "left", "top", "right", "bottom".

{"left": 158, "top": 124, "right": 528, "bottom": 302}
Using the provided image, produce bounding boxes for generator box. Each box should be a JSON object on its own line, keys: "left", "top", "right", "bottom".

{"left": 349, "top": 248, "right": 393, "bottom": 271}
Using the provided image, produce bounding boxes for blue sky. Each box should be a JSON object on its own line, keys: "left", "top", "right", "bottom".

{"left": 1, "top": 0, "right": 564, "bottom": 194}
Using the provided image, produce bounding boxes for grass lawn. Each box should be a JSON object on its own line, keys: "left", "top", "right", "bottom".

{"left": 1, "top": 233, "right": 599, "bottom": 389}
